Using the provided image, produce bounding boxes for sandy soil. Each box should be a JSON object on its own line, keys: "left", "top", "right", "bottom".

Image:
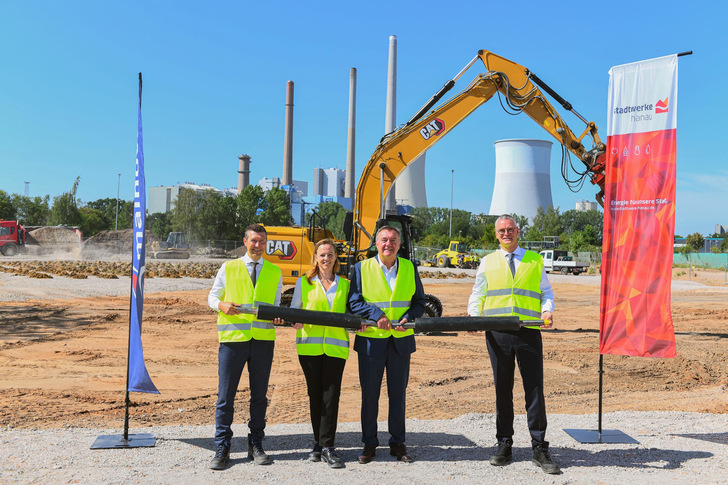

{"left": 1, "top": 260, "right": 727, "bottom": 430}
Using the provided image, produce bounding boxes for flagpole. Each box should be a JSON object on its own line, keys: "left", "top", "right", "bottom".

{"left": 121, "top": 72, "right": 144, "bottom": 442}
{"left": 91, "top": 72, "right": 157, "bottom": 449}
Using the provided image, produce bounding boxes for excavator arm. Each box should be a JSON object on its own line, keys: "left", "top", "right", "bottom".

{"left": 352, "top": 49, "right": 607, "bottom": 255}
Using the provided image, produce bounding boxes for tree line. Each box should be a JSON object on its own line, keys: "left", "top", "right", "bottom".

{"left": 3, "top": 178, "right": 725, "bottom": 252}
{"left": 0, "top": 178, "right": 292, "bottom": 241}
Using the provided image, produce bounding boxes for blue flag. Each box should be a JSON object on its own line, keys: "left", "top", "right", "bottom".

{"left": 128, "top": 73, "right": 159, "bottom": 394}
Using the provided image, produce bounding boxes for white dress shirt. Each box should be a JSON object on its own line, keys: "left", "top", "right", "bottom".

{"left": 290, "top": 274, "right": 340, "bottom": 310}
{"left": 208, "top": 254, "right": 283, "bottom": 311}
{"left": 467, "top": 246, "right": 554, "bottom": 317}
{"left": 376, "top": 255, "right": 398, "bottom": 292}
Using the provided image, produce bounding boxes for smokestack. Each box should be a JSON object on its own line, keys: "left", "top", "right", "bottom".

{"left": 238, "top": 154, "right": 251, "bottom": 194}
{"left": 384, "top": 35, "right": 397, "bottom": 211}
{"left": 283, "top": 80, "right": 294, "bottom": 186}
{"left": 345, "top": 68, "right": 357, "bottom": 203}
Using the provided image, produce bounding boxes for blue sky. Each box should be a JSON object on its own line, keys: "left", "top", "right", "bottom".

{"left": 1, "top": 1, "right": 725, "bottom": 237}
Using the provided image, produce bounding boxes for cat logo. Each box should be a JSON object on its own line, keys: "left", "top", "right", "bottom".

{"left": 419, "top": 118, "right": 445, "bottom": 140}
{"left": 266, "top": 239, "right": 298, "bottom": 260}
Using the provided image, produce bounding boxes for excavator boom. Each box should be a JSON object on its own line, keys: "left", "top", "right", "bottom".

{"left": 352, "top": 50, "right": 606, "bottom": 255}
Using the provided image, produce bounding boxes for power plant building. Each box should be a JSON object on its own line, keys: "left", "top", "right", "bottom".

{"left": 313, "top": 168, "right": 345, "bottom": 197}
{"left": 489, "top": 139, "right": 554, "bottom": 223}
{"left": 148, "top": 182, "right": 235, "bottom": 215}
{"left": 576, "top": 199, "right": 600, "bottom": 211}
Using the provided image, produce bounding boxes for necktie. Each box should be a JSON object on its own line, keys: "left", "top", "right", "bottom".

{"left": 507, "top": 253, "right": 516, "bottom": 277}
{"left": 250, "top": 261, "right": 258, "bottom": 287}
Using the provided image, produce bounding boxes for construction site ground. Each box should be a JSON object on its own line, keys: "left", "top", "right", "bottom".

{"left": 1, "top": 257, "right": 727, "bottom": 430}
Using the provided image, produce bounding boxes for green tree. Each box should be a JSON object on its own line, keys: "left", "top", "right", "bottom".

{"left": 11, "top": 194, "right": 50, "bottom": 225}
{"left": 171, "top": 188, "right": 204, "bottom": 238}
{"left": 720, "top": 234, "right": 728, "bottom": 252}
{"left": 525, "top": 206, "right": 563, "bottom": 241}
{"left": 259, "top": 187, "right": 293, "bottom": 227}
{"left": 686, "top": 232, "right": 705, "bottom": 252}
{"left": 561, "top": 209, "right": 604, "bottom": 245}
{"left": 147, "top": 212, "right": 173, "bottom": 240}
{"left": 49, "top": 177, "right": 82, "bottom": 226}
{"left": 79, "top": 207, "right": 107, "bottom": 237}
{"left": 0, "top": 190, "right": 16, "bottom": 220}
{"left": 306, "top": 201, "right": 347, "bottom": 239}
{"left": 236, "top": 185, "right": 266, "bottom": 235}
{"left": 197, "top": 191, "right": 238, "bottom": 240}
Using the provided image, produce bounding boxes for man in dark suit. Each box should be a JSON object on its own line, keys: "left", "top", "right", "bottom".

{"left": 348, "top": 225, "right": 426, "bottom": 464}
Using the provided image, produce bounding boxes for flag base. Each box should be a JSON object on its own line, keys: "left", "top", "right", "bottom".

{"left": 90, "top": 433, "right": 157, "bottom": 449}
{"left": 563, "top": 428, "right": 637, "bottom": 444}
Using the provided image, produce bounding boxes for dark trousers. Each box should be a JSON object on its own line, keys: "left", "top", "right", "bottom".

{"left": 214, "top": 339, "right": 275, "bottom": 447}
{"left": 357, "top": 336, "right": 411, "bottom": 446}
{"left": 486, "top": 328, "right": 548, "bottom": 448}
{"left": 298, "top": 354, "right": 347, "bottom": 448}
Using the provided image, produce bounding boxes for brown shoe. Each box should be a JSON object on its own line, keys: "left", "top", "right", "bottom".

{"left": 389, "top": 443, "right": 412, "bottom": 463}
{"left": 358, "top": 445, "right": 377, "bottom": 464}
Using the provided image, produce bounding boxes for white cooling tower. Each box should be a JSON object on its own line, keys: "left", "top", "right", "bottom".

{"left": 489, "top": 139, "right": 553, "bottom": 222}
{"left": 395, "top": 155, "right": 428, "bottom": 208}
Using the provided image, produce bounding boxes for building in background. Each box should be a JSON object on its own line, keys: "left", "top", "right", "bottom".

{"left": 259, "top": 177, "right": 309, "bottom": 226}
{"left": 313, "top": 167, "right": 345, "bottom": 197}
{"left": 311, "top": 167, "right": 351, "bottom": 210}
{"left": 148, "top": 182, "right": 235, "bottom": 215}
{"left": 674, "top": 237, "right": 724, "bottom": 253}
{"left": 715, "top": 224, "right": 728, "bottom": 235}
{"left": 576, "top": 199, "right": 600, "bottom": 211}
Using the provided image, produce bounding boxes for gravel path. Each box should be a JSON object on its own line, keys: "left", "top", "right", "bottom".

{"left": 2, "top": 412, "right": 726, "bottom": 484}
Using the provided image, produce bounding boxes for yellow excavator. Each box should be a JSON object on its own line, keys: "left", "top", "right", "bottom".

{"left": 265, "top": 49, "right": 607, "bottom": 313}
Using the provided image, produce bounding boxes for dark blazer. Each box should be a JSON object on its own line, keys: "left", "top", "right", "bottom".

{"left": 348, "top": 255, "right": 426, "bottom": 356}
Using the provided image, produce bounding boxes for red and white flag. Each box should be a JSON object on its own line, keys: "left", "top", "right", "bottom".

{"left": 600, "top": 55, "right": 678, "bottom": 358}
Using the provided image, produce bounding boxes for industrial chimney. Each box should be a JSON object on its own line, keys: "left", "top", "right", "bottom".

{"left": 489, "top": 139, "right": 554, "bottom": 222}
{"left": 283, "top": 81, "right": 294, "bottom": 186}
{"left": 345, "top": 68, "right": 357, "bottom": 205}
{"left": 384, "top": 35, "right": 427, "bottom": 210}
{"left": 238, "top": 154, "right": 251, "bottom": 194}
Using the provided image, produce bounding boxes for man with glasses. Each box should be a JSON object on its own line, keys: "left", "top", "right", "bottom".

{"left": 467, "top": 214, "right": 560, "bottom": 474}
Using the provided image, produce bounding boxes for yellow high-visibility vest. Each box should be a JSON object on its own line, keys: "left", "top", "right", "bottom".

{"left": 358, "top": 257, "right": 415, "bottom": 339}
{"left": 216, "top": 258, "right": 281, "bottom": 342}
{"left": 482, "top": 250, "right": 543, "bottom": 330}
{"left": 296, "top": 276, "right": 350, "bottom": 359}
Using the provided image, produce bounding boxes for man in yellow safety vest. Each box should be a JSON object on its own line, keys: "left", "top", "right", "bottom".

{"left": 467, "top": 214, "right": 560, "bottom": 475}
{"left": 207, "top": 224, "right": 283, "bottom": 470}
{"left": 348, "top": 225, "right": 426, "bottom": 464}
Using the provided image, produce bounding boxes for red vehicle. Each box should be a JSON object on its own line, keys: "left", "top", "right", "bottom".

{"left": 0, "top": 220, "right": 26, "bottom": 256}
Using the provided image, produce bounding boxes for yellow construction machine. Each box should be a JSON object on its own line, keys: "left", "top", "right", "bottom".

{"left": 265, "top": 49, "right": 607, "bottom": 313}
{"left": 431, "top": 241, "right": 479, "bottom": 269}
{"left": 151, "top": 232, "right": 191, "bottom": 259}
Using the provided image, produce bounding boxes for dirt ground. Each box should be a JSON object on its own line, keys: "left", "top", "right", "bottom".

{"left": 1, "top": 263, "right": 727, "bottom": 430}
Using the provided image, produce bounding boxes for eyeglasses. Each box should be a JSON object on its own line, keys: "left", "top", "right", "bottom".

{"left": 497, "top": 228, "right": 517, "bottom": 235}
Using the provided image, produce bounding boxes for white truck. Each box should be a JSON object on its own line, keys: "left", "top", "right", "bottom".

{"left": 539, "top": 250, "right": 590, "bottom": 275}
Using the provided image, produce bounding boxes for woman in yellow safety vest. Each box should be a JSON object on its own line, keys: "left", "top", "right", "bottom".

{"left": 291, "top": 238, "right": 350, "bottom": 469}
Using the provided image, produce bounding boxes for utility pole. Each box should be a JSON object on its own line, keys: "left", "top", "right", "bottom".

{"left": 449, "top": 169, "right": 454, "bottom": 238}
{"left": 115, "top": 173, "right": 121, "bottom": 231}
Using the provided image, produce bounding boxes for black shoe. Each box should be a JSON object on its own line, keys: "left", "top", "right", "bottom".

{"left": 358, "top": 445, "right": 377, "bottom": 464}
{"left": 209, "top": 443, "right": 230, "bottom": 470}
{"left": 321, "top": 447, "right": 344, "bottom": 468}
{"left": 389, "top": 443, "right": 412, "bottom": 463}
{"left": 248, "top": 439, "right": 271, "bottom": 465}
{"left": 308, "top": 443, "right": 322, "bottom": 462}
{"left": 489, "top": 439, "right": 513, "bottom": 466}
{"left": 532, "top": 446, "right": 560, "bottom": 474}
